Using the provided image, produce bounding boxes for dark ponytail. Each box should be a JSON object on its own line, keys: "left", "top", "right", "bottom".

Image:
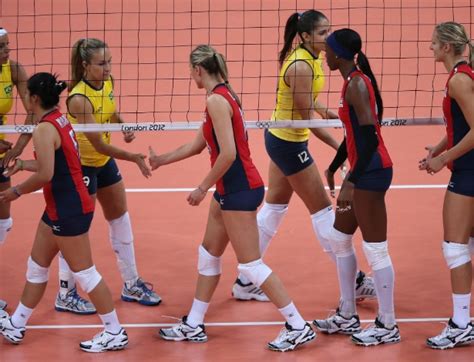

{"left": 356, "top": 51, "right": 383, "bottom": 122}
{"left": 278, "top": 10, "right": 328, "bottom": 66}
{"left": 27, "top": 72, "right": 67, "bottom": 109}
{"left": 332, "top": 29, "right": 383, "bottom": 123}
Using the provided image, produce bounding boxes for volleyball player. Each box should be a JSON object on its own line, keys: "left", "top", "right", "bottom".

{"left": 420, "top": 22, "right": 474, "bottom": 349}
{"left": 232, "top": 10, "right": 376, "bottom": 303}
{"left": 51, "top": 38, "right": 161, "bottom": 315}
{"left": 0, "top": 27, "right": 36, "bottom": 312}
{"left": 313, "top": 29, "right": 400, "bottom": 346}
{"left": 0, "top": 72, "right": 127, "bottom": 352}
{"left": 150, "top": 45, "right": 315, "bottom": 352}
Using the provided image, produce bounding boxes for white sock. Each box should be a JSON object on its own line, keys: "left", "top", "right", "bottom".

{"left": 187, "top": 298, "right": 210, "bottom": 327}
{"left": 278, "top": 302, "right": 306, "bottom": 330}
{"left": 238, "top": 202, "right": 288, "bottom": 284}
{"left": 0, "top": 217, "right": 13, "bottom": 245}
{"left": 11, "top": 302, "right": 33, "bottom": 328}
{"left": 99, "top": 309, "right": 122, "bottom": 334}
{"left": 108, "top": 212, "right": 139, "bottom": 286}
{"left": 337, "top": 255, "right": 357, "bottom": 316}
{"left": 58, "top": 253, "right": 75, "bottom": 297}
{"left": 311, "top": 206, "right": 336, "bottom": 262}
{"left": 452, "top": 293, "right": 471, "bottom": 328}
{"left": 469, "top": 237, "right": 474, "bottom": 255}
{"left": 373, "top": 264, "right": 396, "bottom": 327}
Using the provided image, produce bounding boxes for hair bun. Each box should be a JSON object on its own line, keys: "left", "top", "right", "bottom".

{"left": 54, "top": 81, "right": 67, "bottom": 95}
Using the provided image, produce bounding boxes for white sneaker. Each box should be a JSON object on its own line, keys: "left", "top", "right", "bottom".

{"left": 232, "top": 278, "right": 270, "bottom": 302}
{"left": 427, "top": 319, "right": 474, "bottom": 350}
{"left": 121, "top": 278, "right": 162, "bottom": 306}
{"left": 313, "top": 309, "right": 361, "bottom": 335}
{"left": 55, "top": 287, "right": 96, "bottom": 315}
{"left": 0, "top": 299, "right": 6, "bottom": 310}
{"left": 0, "top": 309, "right": 7, "bottom": 319}
{"left": 355, "top": 271, "right": 376, "bottom": 302}
{"left": 267, "top": 322, "right": 316, "bottom": 352}
{"left": 79, "top": 328, "right": 128, "bottom": 353}
{"left": 0, "top": 313, "right": 26, "bottom": 344}
{"left": 159, "top": 316, "right": 208, "bottom": 342}
{"left": 351, "top": 318, "right": 401, "bottom": 346}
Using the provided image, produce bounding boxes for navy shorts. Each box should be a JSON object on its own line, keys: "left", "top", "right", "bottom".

{"left": 354, "top": 167, "right": 393, "bottom": 192}
{"left": 82, "top": 158, "right": 122, "bottom": 195}
{"left": 264, "top": 130, "right": 314, "bottom": 176}
{"left": 213, "top": 186, "right": 265, "bottom": 211}
{"left": 448, "top": 169, "right": 474, "bottom": 197}
{"left": 42, "top": 211, "right": 93, "bottom": 237}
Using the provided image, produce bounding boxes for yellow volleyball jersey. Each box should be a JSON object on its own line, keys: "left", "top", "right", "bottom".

{"left": 67, "top": 78, "right": 116, "bottom": 167}
{"left": 0, "top": 60, "right": 14, "bottom": 142}
{"left": 270, "top": 45, "right": 325, "bottom": 142}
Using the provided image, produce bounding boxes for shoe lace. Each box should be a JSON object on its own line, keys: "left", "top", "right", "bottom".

{"left": 137, "top": 279, "right": 155, "bottom": 295}
{"left": 431, "top": 322, "right": 451, "bottom": 341}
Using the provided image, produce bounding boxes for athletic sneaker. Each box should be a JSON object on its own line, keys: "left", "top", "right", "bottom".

{"left": 267, "top": 322, "right": 316, "bottom": 352}
{"left": 80, "top": 328, "right": 128, "bottom": 352}
{"left": 313, "top": 309, "right": 361, "bottom": 334}
{"left": 121, "top": 278, "right": 162, "bottom": 306}
{"left": 232, "top": 278, "right": 270, "bottom": 302}
{"left": 426, "top": 319, "right": 474, "bottom": 350}
{"left": 351, "top": 317, "right": 401, "bottom": 346}
{"left": 159, "top": 316, "right": 208, "bottom": 342}
{"left": 0, "top": 299, "right": 6, "bottom": 310}
{"left": 0, "top": 314, "right": 26, "bottom": 344}
{"left": 0, "top": 309, "right": 7, "bottom": 319}
{"left": 356, "top": 271, "right": 376, "bottom": 302}
{"left": 55, "top": 287, "right": 96, "bottom": 315}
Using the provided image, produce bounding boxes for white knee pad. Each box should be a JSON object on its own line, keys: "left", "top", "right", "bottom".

{"left": 197, "top": 245, "right": 222, "bottom": 276}
{"left": 237, "top": 259, "right": 272, "bottom": 287}
{"left": 329, "top": 227, "right": 354, "bottom": 258}
{"left": 109, "top": 212, "right": 133, "bottom": 244}
{"left": 0, "top": 217, "right": 13, "bottom": 245}
{"left": 73, "top": 265, "right": 102, "bottom": 293}
{"left": 362, "top": 240, "right": 392, "bottom": 271}
{"left": 443, "top": 241, "right": 471, "bottom": 269}
{"left": 257, "top": 202, "right": 288, "bottom": 238}
{"left": 469, "top": 237, "right": 474, "bottom": 255}
{"left": 311, "top": 206, "right": 335, "bottom": 253}
{"left": 26, "top": 256, "right": 49, "bottom": 283}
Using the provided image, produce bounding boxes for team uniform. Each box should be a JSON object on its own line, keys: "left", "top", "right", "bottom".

{"left": 443, "top": 62, "right": 474, "bottom": 197}
{"left": 265, "top": 45, "right": 325, "bottom": 176}
{"left": 203, "top": 83, "right": 264, "bottom": 211}
{"left": 0, "top": 60, "right": 14, "bottom": 182}
{"left": 339, "top": 69, "right": 393, "bottom": 191}
{"left": 67, "top": 78, "right": 122, "bottom": 194}
{"left": 39, "top": 109, "right": 94, "bottom": 236}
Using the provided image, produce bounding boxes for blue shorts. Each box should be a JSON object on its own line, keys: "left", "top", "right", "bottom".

{"left": 264, "top": 130, "right": 314, "bottom": 176}
{"left": 448, "top": 169, "right": 474, "bottom": 197}
{"left": 82, "top": 158, "right": 122, "bottom": 195}
{"left": 42, "top": 211, "right": 93, "bottom": 237}
{"left": 354, "top": 167, "right": 393, "bottom": 192}
{"left": 213, "top": 186, "right": 265, "bottom": 211}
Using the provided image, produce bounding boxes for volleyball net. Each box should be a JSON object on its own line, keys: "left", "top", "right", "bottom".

{"left": 1, "top": 0, "right": 472, "bottom": 133}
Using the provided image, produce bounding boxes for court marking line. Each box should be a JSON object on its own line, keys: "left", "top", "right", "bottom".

{"left": 25, "top": 317, "right": 473, "bottom": 330}
{"left": 31, "top": 184, "right": 447, "bottom": 194}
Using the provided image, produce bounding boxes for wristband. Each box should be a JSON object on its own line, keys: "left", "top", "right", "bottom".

{"left": 17, "top": 159, "right": 24, "bottom": 171}
{"left": 12, "top": 186, "right": 21, "bottom": 198}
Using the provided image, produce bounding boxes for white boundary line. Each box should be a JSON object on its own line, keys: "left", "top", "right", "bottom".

{"left": 24, "top": 317, "right": 473, "bottom": 330}
{"left": 31, "top": 184, "right": 447, "bottom": 194}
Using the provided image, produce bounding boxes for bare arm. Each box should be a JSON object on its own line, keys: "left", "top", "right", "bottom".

{"left": 68, "top": 95, "right": 151, "bottom": 177}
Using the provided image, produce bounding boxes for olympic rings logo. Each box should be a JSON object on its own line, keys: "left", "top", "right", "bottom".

{"left": 14, "top": 125, "right": 34, "bottom": 133}
{"left": 256, "top": 121, "right": 271, "bottom": 129}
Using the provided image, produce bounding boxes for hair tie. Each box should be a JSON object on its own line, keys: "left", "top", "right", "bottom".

{"left": 297, "top": 12, "right": 303, "bottom": 20}
{"left": 0, "top": 28, "right": 8, "bottom": 37}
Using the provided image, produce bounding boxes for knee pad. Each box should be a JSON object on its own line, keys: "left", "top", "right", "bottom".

{"left": 329, "top": 227, "right": 354, "bottom": 258}
{"left": 237, "top": 259, "right": 272, "bottom": 287}
{"left": 469, "top": 237, "right": 474, "bottom": 255}
{"left": 197, "top": 245, "right": 221, "bottom": 276}
{"left": 362, "top": 240, "right": 392, "bottom": 271}
{"left": 26, "top": 256, "right": 49, "bottom": 283}
{"left": 257, "top": 202, "right": 288, "bottom": 238}
{"left": 443, "top": 241, "right": 471, "bottom": 269}
{"left": 109, "top": 212, "right": 133, "bottom": 245}
{"left": 73, "top": 265, "right": 102, "bottom": 293}
{"left": 0, "top": 217, "right": 13, "bottom": 245}
{"left": 311, "top": 206, "right": 335, "bottom": 253}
